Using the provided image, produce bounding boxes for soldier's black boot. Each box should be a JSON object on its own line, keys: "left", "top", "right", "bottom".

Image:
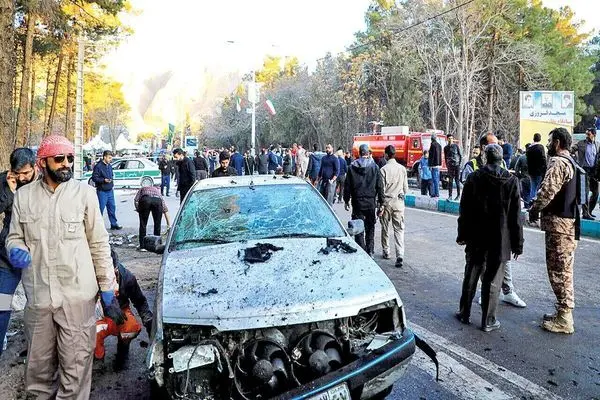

{"left": 113, "top": 340, "right": 130, "bottom": 371}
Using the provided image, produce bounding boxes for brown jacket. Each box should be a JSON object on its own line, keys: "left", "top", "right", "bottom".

{"left": 380, "top": 159, "right": 408, "bottom": 210}
{"left": 7, "top": 179, "right": 116, "bottom": 309}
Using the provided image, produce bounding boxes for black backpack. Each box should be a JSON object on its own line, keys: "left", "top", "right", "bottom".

{"left": 559, "top": 154, "right": 587, "bottom": 206}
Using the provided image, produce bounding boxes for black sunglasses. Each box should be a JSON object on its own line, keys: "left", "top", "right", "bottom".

{"left": 52, "top": 154, "right": 74, "bottom": 164}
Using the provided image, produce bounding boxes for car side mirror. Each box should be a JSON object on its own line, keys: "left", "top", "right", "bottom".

{"left": 347, "top": 219, "right": 365, "bottom": 236}
{"left": 142, "top": 235, "right": 165, "bottom": 254}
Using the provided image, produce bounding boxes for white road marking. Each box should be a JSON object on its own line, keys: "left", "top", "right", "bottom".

{"left": 410, "top": 350, "right": 512, "bottom": 400}
{"left": 410, "top": 322, "right": 563, "bottom": 400}
{"left": 406, "top": 207, "right": 600, "bottom": 243}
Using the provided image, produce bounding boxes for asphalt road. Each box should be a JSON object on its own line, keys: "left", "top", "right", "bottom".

{"left": 331, "top": 204, "right": 600, "bottom": 400}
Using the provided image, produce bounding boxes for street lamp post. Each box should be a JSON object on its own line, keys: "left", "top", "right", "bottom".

{"left": 251, "top": 69, "right": 256, "bottom": 157}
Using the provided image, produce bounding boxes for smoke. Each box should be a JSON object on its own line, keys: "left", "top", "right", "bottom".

{"left": 137, "top": 70, "right": 174, "bottom": 118}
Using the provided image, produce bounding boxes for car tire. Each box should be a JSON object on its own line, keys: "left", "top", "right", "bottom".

{"left": 141, "top": 177, "right": 153, "bottom": 187}
{"left": 368, "top": 385, "right": 393, "bottom": 400}
{"left": 149, "top": 380, "right": 168, "bottom": 400}
{"left": 88, "top": 178, "right": 95, "bottom": 187}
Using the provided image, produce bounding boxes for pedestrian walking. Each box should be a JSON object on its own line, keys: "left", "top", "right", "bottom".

{"left": 0, "top": 148, "right": 38, "bottom": 356}
{"left": 267, "top": 146, "right": 279, "bottom": 175}
{"left": 95, "top": 248, "right": 153, "bottom": 370}
{"left": 419, "top": 150, "right": 433, "bottom": 195}
{"left": 193, "top": 150, "right": 209, "bottom": 180}
{"left": 497, "top": 132, "right": 514, "bottom": 168}
{"left": 158, "top": 154, "right": 172, "bottom": 196}
{"left": 428, "top": 134, "right": 442, "bottom": 198}
{"left": 283, "top": 148, "right": 293, "bottom": 175}
{"left": 464, "top": 133, "right": 527, "bottom": 308}
{"left": 92, "top": 150, "right": 122, "bottom": 230}
{"left": 529, "top": 128, "right": 581, "bottom": 334}
{"left": 444, "top": 133, "right": 462, "bottom": 200}
{"left": 344, "top": 144, "right": 384, "bottom": 256}
{"left": 336, "top": 149, "right": 347, "bottom": 203}
{"left": 318, "top": 144, "right": 339, "bottom": 205}
{"left": 244, "top": 151, "right": 255, "bottom": 176}
{"left": 230, "top": 146, "right": 244, "bottom": 176}
{"left": 7, "top": 135, "right": 122, "bottom": 399}
{"left": 307, "top": 144, "right": 325, "bottom": 186}
{"left": 208, "top": 151, "right": 218, "bottom": 175}
{"left": 212, "top": 151, "right": 238, "bottom": 177}
{"left": 379, "top": 145, "right": 408, "bottom": 268}
{"left": 296, "top": 144, "right": 308, "bottom": 178}
{"left": 257, "top": 148, "right": 269, "bottom": 175}
{"left": 134, "top": 185, "right": 171, "bottom": 248}
{"left": 571, "top": 127, "right": 599, "bottom": 219}
{"left": 172, "top": 148, "right": 196, "bottom": 203}
{"left": 456, "top": 144, "right": 523, "bottom": 332}
{"left": 526, "top": 133, "right": 547, "bottom": 208}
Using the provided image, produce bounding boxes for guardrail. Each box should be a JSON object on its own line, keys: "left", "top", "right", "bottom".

{"left": 404, "top": 194, "right": 600, "bottom": 239}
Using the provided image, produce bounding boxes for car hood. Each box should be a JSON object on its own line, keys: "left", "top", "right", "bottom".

{"left": 160, "top": 238, "right": 401, "bottom": 331}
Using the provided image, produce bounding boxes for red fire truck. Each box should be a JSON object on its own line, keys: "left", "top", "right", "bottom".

{"left": 351, "top": 125, "right": 449, "bottom": 185}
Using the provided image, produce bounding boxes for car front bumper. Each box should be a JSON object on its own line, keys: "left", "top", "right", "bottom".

{"left": 277, "top": 329, "right": 416, "bottom": 400}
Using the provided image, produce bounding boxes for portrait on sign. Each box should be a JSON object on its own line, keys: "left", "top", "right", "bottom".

{"left": 522, "top": 93, "right": 533, "bottom": 109}
{"left": 561, "top": 93, "right": 573, "bottom": 109}
{"left": 541, "top": 93, "right": 553, "bottom": 108}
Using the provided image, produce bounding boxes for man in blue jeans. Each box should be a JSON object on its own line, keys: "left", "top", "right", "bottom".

{"left": 92, "top": 150, "right": 122, "bottom": 230}
{"left": 0, "top": 148, "right": 38, "bottom": 356}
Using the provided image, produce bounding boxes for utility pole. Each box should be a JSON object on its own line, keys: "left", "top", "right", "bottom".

{"left": 74, "top": 38, "right": 84, "bottom": 180}
{"left": 251, "top": 70, "right": 256, "bottom": 157}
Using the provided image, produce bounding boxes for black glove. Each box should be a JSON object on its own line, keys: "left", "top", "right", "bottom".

{"left": 529, "top": 209, "right": 540, "bottom": 224}
{"left": 102, "top": 296, "right": 126, "bottom": 326}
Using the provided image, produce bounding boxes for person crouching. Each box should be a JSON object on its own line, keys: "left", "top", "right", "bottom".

{"left": 95, "top": 247, "right": 153, "bottom": 370}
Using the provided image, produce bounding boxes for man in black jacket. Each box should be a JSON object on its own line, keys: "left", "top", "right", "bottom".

{"left": 244, "top": 151, "right": 255, "bottom": 176}
{"left": 526, "top": 133, "right": 547, "bottom": 208}
{"left": 444, "top": 133, "right": 462, "bottom": 200}
{"left": 173, "top": 148, "right": 196, "bottom": 203}
{"left": 257, "top": 149, "right": 269, "bottom": 175}
{"left": 158, "top": 154, "right": 173, "bottom": 196}
{"left": 92, "top": 150, "right": 122, "bottom": 230}
{"left": 344, "top": 144, "right": 384, "bottom": 256}
{"left": 428, "top": 134, "right": 443, "bottom": 198}
{"left": 212, "top": 151, "right": 238, "bottom": 177}
{"left": 456, "top": 144, "right": 523, "bottom": 332}
{"left": 0, "top": 148, "right": 38, "bottom": 356}
{"left": 571, "top": 127, "right": 599, "bottom": 219}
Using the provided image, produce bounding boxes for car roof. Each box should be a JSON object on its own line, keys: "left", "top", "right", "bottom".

{"left": 192, "top": 175, "right": 309, "bottom": 191}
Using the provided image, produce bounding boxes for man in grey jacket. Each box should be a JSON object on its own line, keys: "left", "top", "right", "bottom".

{"left": 571, "top": 127, "right": 599, "bottom": 219}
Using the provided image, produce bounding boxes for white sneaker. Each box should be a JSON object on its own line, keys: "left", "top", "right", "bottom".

{"left": 500, "top": 291, "right": 526, "bottom": 308}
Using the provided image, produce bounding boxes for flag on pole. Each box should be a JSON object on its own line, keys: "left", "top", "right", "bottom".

{"left": 235, "top": 96, "right": 242, "bottom": 112}
{"left": 265, "top": 99, "right": 276, "bottom": 115}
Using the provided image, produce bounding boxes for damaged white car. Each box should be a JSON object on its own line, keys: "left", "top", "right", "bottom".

{"left": 143, "top": 176, "right": 435, "bottom": 399}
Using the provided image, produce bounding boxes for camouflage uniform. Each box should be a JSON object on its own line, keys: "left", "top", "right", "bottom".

{"left": 530, "top": 151, "right": 577, "bottom": 312}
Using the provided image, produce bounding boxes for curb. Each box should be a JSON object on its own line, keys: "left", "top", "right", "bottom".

{"left": 405, "top": 194, "right": 600, "bottom": 239}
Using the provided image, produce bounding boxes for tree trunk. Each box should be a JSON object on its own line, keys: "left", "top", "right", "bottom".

{"left": 16, "top": 12, "right": 35, "bottom": 146}
{"left": 0, "top": 0, "right": 15, "bottom": 168}
{"left": 27, "top": 59, "right": 36, "bottom": 147}
{"left": 486, "top": 30, "right": 497, "bottom": 132}
{"left": 43, "top": 59, "right": 52, "bottom": 135}
{"left": 65, "top": 53, "right": 74, "bottom": 139}
{"left": 46, "top": 50, "right": 64, "bottom": 135}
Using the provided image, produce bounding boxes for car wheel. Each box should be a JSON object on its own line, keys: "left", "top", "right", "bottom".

{"left": 149, "top": 380, "right": 168, "bottom": 400}
{"left": 88, "top": 178, "right": 95, "bottom": 187}
{"left": 368, "top": 385, "right": 393, "bottom": 400}
{"left": 141, "top": 177, "right": 153, "bottom": 187}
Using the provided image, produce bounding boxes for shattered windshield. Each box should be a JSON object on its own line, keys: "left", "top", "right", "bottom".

{"left": 170, "top": 184, "right": 346, "bottom": 250}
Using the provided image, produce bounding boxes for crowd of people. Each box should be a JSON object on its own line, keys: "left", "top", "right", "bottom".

{"left": 0, "top": 124, "right": 595, "bottom": 399}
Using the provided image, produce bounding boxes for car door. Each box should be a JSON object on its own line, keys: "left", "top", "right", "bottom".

{"left": 123, "top": 159, "right": 145, "bottom": 187}
{"left": 111, "top": 160, "right": 127, "bottom": 188}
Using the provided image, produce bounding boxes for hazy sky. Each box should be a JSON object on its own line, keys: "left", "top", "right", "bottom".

{"left": 101, "top": 0, "right": 600, "bottom": 134}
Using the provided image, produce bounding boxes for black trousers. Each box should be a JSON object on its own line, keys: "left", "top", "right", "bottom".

{"left": 447, "top": 166, "right": 461, "bottom": 197}
{"left": 179, "top": 184, "right": 192, "bottom": 204}
{"left": 583, "top": 167, "right": 599, "bottom": 216}
{"left": 458, "top": 249, "right": 504, "bottom": 327}
{"left": 352, "top": 208, "right": 377, "bottom": 255}
{"left": 138, "top": 196, "right": 163, "bottom": 246}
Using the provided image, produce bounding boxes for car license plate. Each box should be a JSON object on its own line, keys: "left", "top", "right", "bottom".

{"left": 308, "top": 383, "right": 351, "bottom": 400}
